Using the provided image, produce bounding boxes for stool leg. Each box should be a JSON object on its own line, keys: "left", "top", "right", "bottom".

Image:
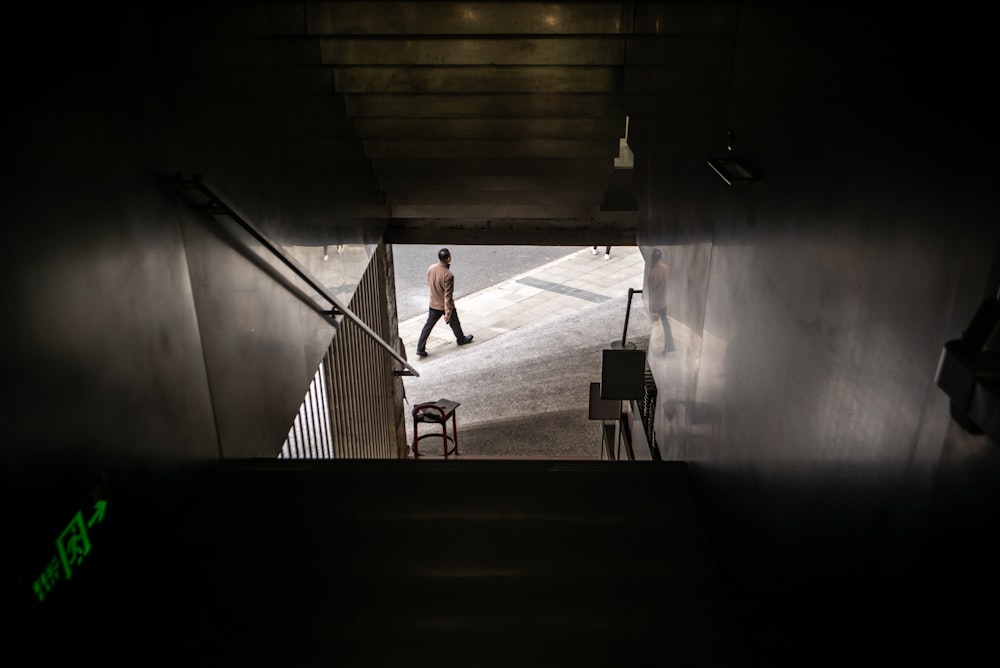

{"left": 451, "top": 413, "right": 459, "bottom": 456}
{"left": 412, "top": 421, "right": 419, "bottom": 458}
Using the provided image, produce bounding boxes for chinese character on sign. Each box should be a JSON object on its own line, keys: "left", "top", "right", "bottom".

{"left": 32, "top": 557, "right": 62, "bottom": 602}
{"left": 55, "top": 510, "right": 92, "bottom": 580}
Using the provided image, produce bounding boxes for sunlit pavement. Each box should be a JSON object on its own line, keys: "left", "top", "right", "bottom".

{"left": 399, "top": 247, "right": 647, "bottom": 355}
{"left": 398, "top": 247, "right": 689, "bottom": 458}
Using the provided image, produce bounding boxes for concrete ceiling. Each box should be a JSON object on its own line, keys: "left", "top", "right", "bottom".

{"left": 154, "top": 1, "right": 737, "bottom": 245}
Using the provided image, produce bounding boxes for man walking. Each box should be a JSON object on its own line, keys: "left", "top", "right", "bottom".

{"left": 415, "top": 248, "right": 474, "bottom": 357}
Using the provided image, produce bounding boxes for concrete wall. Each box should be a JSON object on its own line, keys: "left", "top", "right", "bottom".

{"left": 0, "top": 3, "right": 387, "bottom": 529}
{"left": 632, "top": 3, "right": 1000, "bottom": 664}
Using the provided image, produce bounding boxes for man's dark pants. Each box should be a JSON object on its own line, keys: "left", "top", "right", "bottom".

{"left": 416, "top": 308, "right": 467, "bottom": 354}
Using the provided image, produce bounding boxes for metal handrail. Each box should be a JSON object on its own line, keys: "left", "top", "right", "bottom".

{"left": 174, "top": 174, "right": 419, "bottom": 378}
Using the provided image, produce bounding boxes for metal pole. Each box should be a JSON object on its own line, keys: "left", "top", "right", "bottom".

{"left": 620, "top": 288, "right": 635, "bottom": 346}
{"left": 611, "top": 288, "right": 642, "bottom": 350}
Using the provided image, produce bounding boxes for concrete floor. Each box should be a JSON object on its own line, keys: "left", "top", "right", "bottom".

{"left": 399, "top": 247, "right": 673, "bottom": 458}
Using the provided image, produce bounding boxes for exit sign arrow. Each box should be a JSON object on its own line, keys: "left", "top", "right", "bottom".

{"left": 87, "top": 500, "right": 107, "bottom": 528}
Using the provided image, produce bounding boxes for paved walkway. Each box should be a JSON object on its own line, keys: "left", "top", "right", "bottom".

{"left": 397, "top": 246, "right": 665, "bottom": 459}
{"left": 399, "top": 246, "right": 647, "bottom": 355}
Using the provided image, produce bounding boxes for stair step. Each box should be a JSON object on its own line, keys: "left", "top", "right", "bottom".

{"left": 20, "top": 459, "right": 750, "bottom": 666}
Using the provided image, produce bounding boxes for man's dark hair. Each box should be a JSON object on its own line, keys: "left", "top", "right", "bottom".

{"left": 438, "top": 248, "right": 451, "bottom": 262}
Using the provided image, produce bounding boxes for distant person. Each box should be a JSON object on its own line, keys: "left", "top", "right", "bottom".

{"left": 647, "top": 248, "right": 675, "bottom": 354}
{"left": 415, "top": 248, "right": 474, "bottom": 357}
{"left": 591, "top": 245, "right": 612, "bottom": 260}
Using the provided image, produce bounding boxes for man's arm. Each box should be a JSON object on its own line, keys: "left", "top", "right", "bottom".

{"left": 443, "top": 272, "right": 455, "bottom": 322}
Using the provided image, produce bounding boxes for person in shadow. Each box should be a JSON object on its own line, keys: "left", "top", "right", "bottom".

{"left": 647, "top": 248, "right": 675, "bottom": 354}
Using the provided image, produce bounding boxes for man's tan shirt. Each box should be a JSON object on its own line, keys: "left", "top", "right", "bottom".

{"left": 427, "top": 261, "right": 455, "bottom": 316}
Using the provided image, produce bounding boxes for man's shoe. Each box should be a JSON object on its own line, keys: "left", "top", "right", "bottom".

{"left": 590, "top": 247, "right": 597, "bottom": 255}
{"left": 457, "top": 335, "right": 474, "bottom": 345}
{"left": 416, "top": 350, "right": 428, "bottom": 357}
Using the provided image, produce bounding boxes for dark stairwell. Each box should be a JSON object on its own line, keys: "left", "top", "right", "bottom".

{"left": 15, "top": 459, "right": 748, "bottom": 667}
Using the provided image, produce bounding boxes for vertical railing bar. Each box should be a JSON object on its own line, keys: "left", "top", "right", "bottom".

{"left": 286, "top": 420, "right": 296, "bottom": 459}
{"left": 358, "top": 324, "right": 367, "bottom": 458}
{"left": 299, "top": 395, "right": 308, "bottom": 458}
{"left": 322, "top": 349, "right": 332, "bottom": 459}
{"left": 369, "top": 287, "right": 384, "bottom": 458}
{"left": 313, "top": 366, "right": 326, "bottom": 458}
{"left": 357, "top": 323, "right": 366, "bottom": 459}
{"left": 296, "top": 390, "right": 307, "bottom": 459}
{"left": 340, "top": 331, "right": 350, "bottom": 459}
{"left": 343, "top": 324, "right": 353, "bottom": 459}
{"left": 305, "top": 386, "right": 315, "bottom": 458}
{"left": 358, "top": 288, "right": 374, "bottom": 459}
{"left": 300, "top": 391, "right": 308, "bottom": 457}
{"left": 374, "top": 327, "right": 386, "bottom": 457}
{"left": 299, "top": 388, "right": 310, "bottom": 459}
{"left": 306, "top": 373, "right": 319, "bottom": 458}
{"left": 297, "top": 412, "right": 305, "bottom": 458}
{"left": 322, "top": 351, "right": 334, "bottom": 459}
{"left": 371, "top": 297, "right": 383, "bottom": 457}
{"left": 294, "top": 418, "right": 302, "bottom": 458}
{"left": 317, "top": 356, "right": 329, "bottom": 458}
{"left": 360, "top": 308, "right": 371, "bottom": 458}
{"left": 336, "top": 327, "right": 347, "bottom": 459}
{"left": 334, "top": 334, "right": 347, "bottom": 458}
{"left": 332, "top": 342, "right": 344, "bottom": 458}
{"left": 368, "top": 324, "right": 378, "bottom": 457}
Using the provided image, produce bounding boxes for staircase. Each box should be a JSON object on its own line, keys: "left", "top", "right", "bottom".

{"left": 19, "top": 459, "right": 748, "bottom": 666}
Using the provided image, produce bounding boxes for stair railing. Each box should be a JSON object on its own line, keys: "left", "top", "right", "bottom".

{"left": 174, "top": 174, "right": 419, "bottom": 378}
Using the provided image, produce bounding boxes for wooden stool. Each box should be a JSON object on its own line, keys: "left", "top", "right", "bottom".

{"left": 411, "top": 398, "right": 461, "bottom": 458}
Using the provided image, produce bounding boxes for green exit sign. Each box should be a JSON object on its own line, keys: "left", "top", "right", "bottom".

{"left": 31, "top": 499, "right": 108, "bottom": 603}
{"left": 15, "top": 475, "right": 112, "bottom": 610}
